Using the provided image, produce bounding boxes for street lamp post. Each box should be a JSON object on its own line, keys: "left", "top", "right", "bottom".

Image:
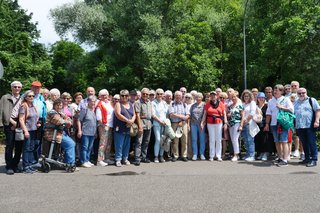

{"left": 243, "top": 0, "right": 249, "bottom": 90}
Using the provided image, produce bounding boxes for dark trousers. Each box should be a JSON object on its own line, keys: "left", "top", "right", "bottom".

{"left": 22, "top": 131, "right": 40, "bottom": 169}
{"left": 4, "top": 125, "right": 23, "bottom": 171}
{"left": 297, "top": 128, "right": 318, "bottom": 162}
{"left": 135, "top": 129, "right": 151, "bottom": 161}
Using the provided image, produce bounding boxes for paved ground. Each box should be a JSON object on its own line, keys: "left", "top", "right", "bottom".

{"left": 0, "top": 154, "right": 320, "bottom": 213}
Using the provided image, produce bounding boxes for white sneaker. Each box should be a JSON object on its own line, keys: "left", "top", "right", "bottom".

{"left": 88, "top": 162, "right": 94, "bottom": 166}
{"left": 97, "top": 161, "right": 108, "bottom": 167}
{"left": 192, "top": 155, "right": 197, "bottom": 161}
{"left": 81, "top": 162, "right": 92, "bottom": 168}
{"left": 217, "top": 157, "right": 223, "bottom": 162}
{"left": 231, "top": 156, "right": 238, "bottom": 162}
{"left": 154, "top": 157, "right": 159, "bottom": 163}
{"left": 245, "top": 157, "right": 255, "bottom": 162}
{"left": 124, "top": 160, "right": 130, "bottom": 165}
{"left": 115, "top": 161, "right": 122, "bottom": 167}
{"left": 209, "top": 157, "right": 213, "bottom": 161}
{"left": 293, "top": 150, "right": 300, "bottom": 158}
{"left": 200, "top": 155, "right": 206, "bottom": 160}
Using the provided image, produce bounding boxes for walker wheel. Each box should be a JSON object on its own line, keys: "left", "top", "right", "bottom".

{"left": 41, "top": 162, "right": 51, "bottom": 173}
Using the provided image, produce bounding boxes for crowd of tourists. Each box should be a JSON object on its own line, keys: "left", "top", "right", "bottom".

{"left": 0, "top": 80, "right": 319, "bottom": 174}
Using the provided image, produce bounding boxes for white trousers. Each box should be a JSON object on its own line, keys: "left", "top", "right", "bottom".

{"left": 207, "top": 123, "right": 222, "bottom": 158}
{"left": 229, "top": 123, "right": 241, "bottom": 154}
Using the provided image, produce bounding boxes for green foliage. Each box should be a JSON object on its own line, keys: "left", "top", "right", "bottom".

{"left": 0, "top": 0, "right": 52, "bottom": 95}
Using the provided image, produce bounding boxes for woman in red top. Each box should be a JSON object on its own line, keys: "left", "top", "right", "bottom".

{"left": 201, "top": 91, "right": 228, "bottom": 161}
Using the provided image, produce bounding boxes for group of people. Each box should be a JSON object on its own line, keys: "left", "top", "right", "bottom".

{"left": 0, "top": 80, "right": 319, "bottom": 175}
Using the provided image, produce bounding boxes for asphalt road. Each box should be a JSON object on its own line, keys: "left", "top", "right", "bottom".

{"left": 0, "top": 156, "right": 320, "bottom": 213}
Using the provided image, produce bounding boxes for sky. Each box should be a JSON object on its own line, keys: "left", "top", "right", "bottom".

{"left": 19, "top": 0, "right": 76, "bottom": 45}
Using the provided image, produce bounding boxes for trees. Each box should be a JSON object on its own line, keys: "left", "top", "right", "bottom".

{"left": 0, "top": 0, "right": 52, "bottom": 95}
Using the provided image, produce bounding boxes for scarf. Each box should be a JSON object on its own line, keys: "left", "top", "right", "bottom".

{"left": 96, "top": 100, "right": 108, "bottom": 125}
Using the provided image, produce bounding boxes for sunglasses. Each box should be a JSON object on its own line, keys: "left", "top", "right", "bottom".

{"left": 120, "top": 95, "right": 129, "bottom": 97}
{"left": 157, "top": 93, "right": 163, "bottom": 95}
{"left": 13, "top": 86, "right": 21, "bottom": 89}
{"left": 185, "top": 97, "right": 191, "bottom": 99}
{"left": 220, "top": 97, "right": 225, "bottom": 99}
{"left": 298, "top": 92, "right": 306, "bottom": 95}
{"left": 28, "top": 95, "right": 35, "bottom": 98}
{"left": 142, "top": 93, "right": 149, "bottom": 96}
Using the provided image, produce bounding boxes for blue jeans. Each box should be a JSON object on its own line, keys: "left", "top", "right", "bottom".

{"left": 80, "top": 135, "right": 95, "bottom": 164}
{"left": 153, "top": 126, "right": 165, "bottom": 157}
{"left": 114, "top": 131, "right": 131, "bottom": 161}
{"left": 242, "top": 125, "right": 255, "bottom": 158}
{"left": 61, "top": 132, "right": 76, "bottom": 165}
{"left": 22, "top": 131, "right": 39, "bottom": 170}
{"left": 191, "top": 123, "right": 206, "bottom": 156}
{"left": 297, "top": 128, "right": 318, "bottom": 162}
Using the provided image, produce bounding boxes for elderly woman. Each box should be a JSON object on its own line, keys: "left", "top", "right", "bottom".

{"left": 113, "top": 89, "right": 136, "bottom": 167}
{"left": 264, "top": 84, "right": 294, "bottom": 167}
{"left": 77, "top": 95, "right": 98, "bottom": 168}
{"left": 112, "top": 94, "right": 120, "bottom": 107}
{"left": 227, "top": 91, "right": 244, "bottom": 162}
{"left": 190, "top": 92, "right": 206, "bottom": 160}
{"left": 152, "top": 88, "right": 168, "bottom": 163}
{"left": 96, "top": 89, "right": 114, "bottom": 166}
{"left": 185, "top": 93, "right": 193, "bottom": 159}
{"left": 19, "top": 90, "right": 40, "bottom": 173}
{"left": 201, "top": 91, "right": 227, "bottom": 161}
{"left": 239, "top": 90, "right": 257, "bottom": 161}
{"left": 43, "top": 98, "right": 77, "bottom": 172}
{"left": 255, "top": 92, "right": 274, "bottom": 161}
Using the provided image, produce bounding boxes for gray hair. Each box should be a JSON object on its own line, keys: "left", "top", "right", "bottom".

{"left": 50, "top": 88, "right": 60, "bottom": 97}
{"left": 98, "top": 89, "right": 109, "bottom": 97}
{"left": 87, "top": 95, "right": 97, "bottom": 102}
{"left": 11, "top": 81, "right": 22, "bottom": 87}
{"left": 164, "top": 90, "right": 173, "bottom": 97}
{"left": 156, "top": 88, "right": 164, "bottom": 94}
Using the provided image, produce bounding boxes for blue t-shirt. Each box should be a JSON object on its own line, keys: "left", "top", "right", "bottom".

{"left": 294, "top": 97, "right": 320, "bottom": 129}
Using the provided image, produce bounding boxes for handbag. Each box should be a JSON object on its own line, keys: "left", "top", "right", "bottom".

{"left": 123, "top": 104, "right": 138, "bottom": 137}
{"left": 130, "top": 123, "right": 138, "bottom": 137}
{"left": 15, "top": 128, "right": 25, "bottom": 141}
{"left": 253, "top": 107, "right": 263, "bottom": 123}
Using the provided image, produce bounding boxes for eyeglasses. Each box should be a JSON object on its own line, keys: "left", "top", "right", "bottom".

{"left": 142, "top": 93, "right": 149, "bottom": 96}
{"left": 149, "top": 94, "right": 155, "bottom": 96}
{"left": 63, "top": 98, "right": 69, "bottom": 100}
{"left": 27, "top": 95, "right": 35, "bottom": 98}
{"left": 13, "top": 86, "right": 21, "bottom": 89}
{"left": 298, "top": 92, "right": 306, "bottom": 95}
{"left": 157, "top": 93, "right": 163, "bottom": 95}
{"left": 220, "top": 97, "right": 225, "bottom": 99}
{"left": 120, "top": 95, "right": 129, "bottom": 97}
{"left": 185, "top": 97, "right": 191, "bottom": 99}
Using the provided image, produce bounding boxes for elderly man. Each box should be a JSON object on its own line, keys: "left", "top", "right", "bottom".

{"left": 169, "top": 90, "right": 190, "bottom": 162}
{"left": 0, "top": 81, "right": 23, "bottom": 175}
{"left": 264, "top": 86, "right": 273, "bottom": 102}
{"left": 164, "top": 90, "right": 173, "bottom": 106}
{"left": 294, "top": 88, "right": 320, "bottom": 167}
{"left": 133, "top": 88, "right": 153, "bottom": 165}
{"left": 96, "top": 89, "right": 115, "bottom": 166}
{"left": 79, "top": 87, "right": 96, "bottom": 110}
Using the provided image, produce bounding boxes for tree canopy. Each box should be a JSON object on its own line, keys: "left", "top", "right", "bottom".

{"left": 1, "top": 0, "right": 320, "bottom": 97}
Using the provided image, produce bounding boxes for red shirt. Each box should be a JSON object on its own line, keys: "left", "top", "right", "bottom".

{"left": 205, "top": 101, "right": 225, "bottom": 124}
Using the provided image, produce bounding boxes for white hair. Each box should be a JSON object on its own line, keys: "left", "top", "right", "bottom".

{"left": 98, "top": 89, "right": 109, "bottom": 96}
{"left": 49, "top": 88, "right": 60, "bottom": 97}
{"left": 164, "top": 90, "right": 173, "bottom": 96}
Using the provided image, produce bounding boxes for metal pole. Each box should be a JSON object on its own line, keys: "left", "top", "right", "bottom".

{"left": 243, "top": 0, "right": 249, "bottom": 90}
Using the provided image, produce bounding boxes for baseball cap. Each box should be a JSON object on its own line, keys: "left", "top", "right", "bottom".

{"left": 31, "top": 81, "right": 42, "bottom": 87}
